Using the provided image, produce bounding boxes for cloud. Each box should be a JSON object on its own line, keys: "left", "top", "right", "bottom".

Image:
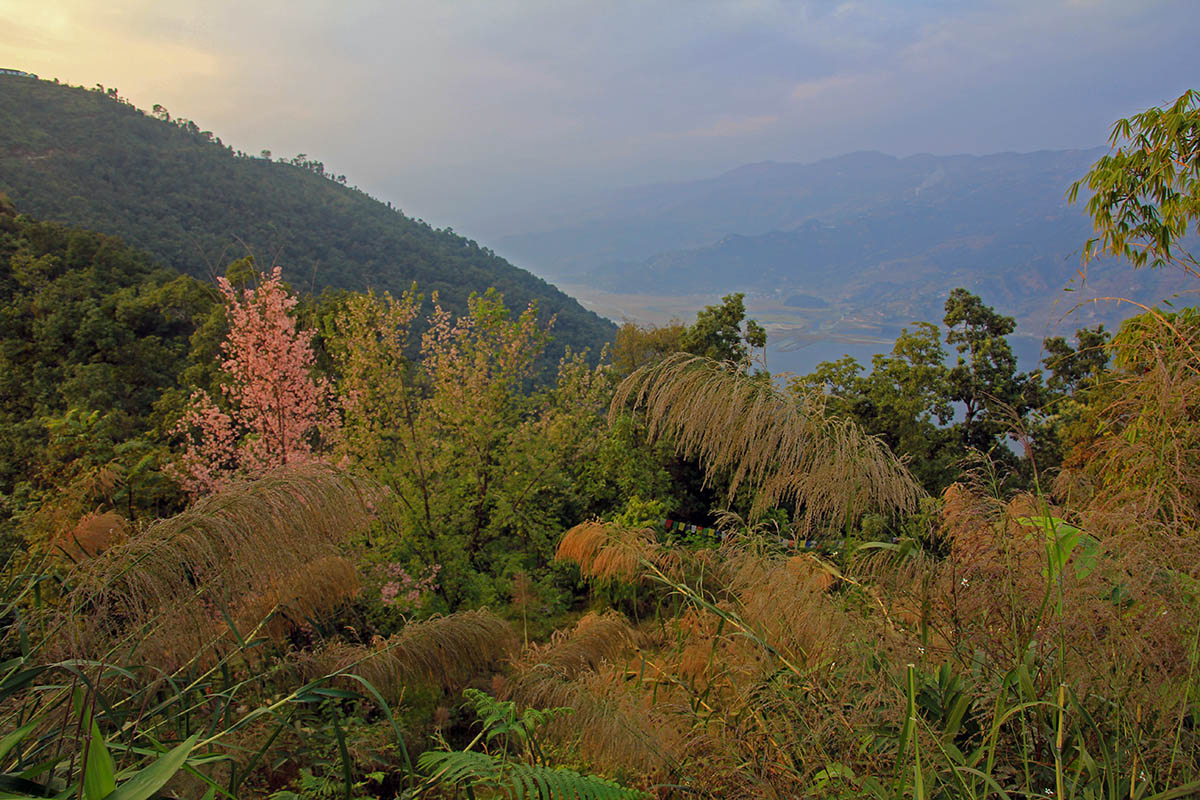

{"left": 0, "top": 0, "right": 1195, "bottom": 238}
{"left": 684, "top": 114, "right": 779, "bottom": 138}
{"left": 790, "top": 73, "right": 873, "bottom": 104}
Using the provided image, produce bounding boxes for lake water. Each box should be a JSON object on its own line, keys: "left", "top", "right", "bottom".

{"left": 764, "top": 332, "right": 1047, "bottom": 378}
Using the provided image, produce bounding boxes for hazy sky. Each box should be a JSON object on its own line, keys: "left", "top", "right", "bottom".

{"left": 3, "top": 0, "right": 1196, "bottom": 240}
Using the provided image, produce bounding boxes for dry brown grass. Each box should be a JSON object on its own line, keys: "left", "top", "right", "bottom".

{"left": 520, "top": 541, "right": 902, "bottom": 795}
{"left": 722, "top": 549, "right": 841, "bottom": 670}
{"left": 234, "top": 555, "right": 362, "bottom": 643}
{"left": 55, "top": 464, "right": 379, "bottom": 667}
{"left": 53, "top": 510, "right": 128, "bottom": 561}
{"left": 545, "top": 471, "right": 1200, "bottom": 795}
{"left": 556, "top": 521, "right": 686, "bottom": 584}
{"left": 1055, "top": 310, "right": 1200, "bottom": 579}
{"left": 503, "top": 612, "right": 678, "bottom": 781}
{"left": 853, "top": 478, "right": 1200, "bottom": 778}
{"left": 302, "top": 609, "right": 518, "bottom": 700}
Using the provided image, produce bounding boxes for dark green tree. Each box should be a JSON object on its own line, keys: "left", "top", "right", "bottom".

{"left": 0, "top": 212, "right": 213, "bottom": 547}
{"left": 679, "top": 292, "right": 766, "bottom": 365}
{"left": 943, "top": 287, "right": 1032, "bottom": 455}
{"left": 1041, "top": 325, "right": 1110, "bottom": 398}
{"left": 795, "top": 322, "right": 958, "bottom": 492}
{"left": 1025, "top": 325, "right": 1113, "bottom": 478}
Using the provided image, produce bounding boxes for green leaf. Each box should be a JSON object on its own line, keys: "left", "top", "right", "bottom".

{"left": 0, "top": 719, "right": 39, "bottom": 766}
{"left": 0, "top": 773, "right": 57, "bottom": 798}
{"left": 83, "top": 724, "right": 116, "bottom": 800}
{"left": 330, "top": 716, "right": 352, "bottom": 800}
{"left": 101, "top": 734, "right": 199, "bottom": 800}
{"left": 0, "top": 668, "right": 46, "bottom": 704}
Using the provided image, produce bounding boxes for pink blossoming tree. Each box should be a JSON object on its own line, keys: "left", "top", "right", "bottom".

{"left": 171, "top": 265, "right": 339, "bottom": 496}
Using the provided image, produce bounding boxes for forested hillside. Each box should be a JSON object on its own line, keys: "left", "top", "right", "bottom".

{"left": 0, "top": 205, "right": 214, "bottom": 548}
{"left": 0, "top": 75, "right": 615, "bottom": 357}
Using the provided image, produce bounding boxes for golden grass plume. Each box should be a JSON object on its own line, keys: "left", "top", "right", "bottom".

{"left": 556, "top": 521, "right": 680, "bottom": 583}
{"left": 303, "top": 609, "right": 517, "bottom": 699}
{"left": 57, "top": 464, "right": 379, "bottom": 665}
{"left": 504, "top": 613, "right": 675, "bottom": 780}
{"left": 53, "top": 510, "right": 129, "bottom": 561}
{"left": 610, "top": 353, "right": 923, "bottom": 529}
{"left": 234, "top": 555, "right": 361, "bottom": 643}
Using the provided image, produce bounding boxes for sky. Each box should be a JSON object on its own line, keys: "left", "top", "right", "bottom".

{"left": 2, "top": 0, "right": 1197, "bottom": 241}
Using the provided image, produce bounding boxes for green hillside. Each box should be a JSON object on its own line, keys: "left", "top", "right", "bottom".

{"left": 0, "top": 75, "right": 615, "bottom": 355}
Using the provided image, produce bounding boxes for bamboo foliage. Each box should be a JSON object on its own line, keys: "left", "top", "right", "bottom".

{"left": 610, "top": 353, "right": 923, "bottom": 529}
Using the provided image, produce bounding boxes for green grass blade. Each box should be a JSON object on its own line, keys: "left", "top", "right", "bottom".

{"left": 101, "top": 733, "right": 199, "bottom": 800}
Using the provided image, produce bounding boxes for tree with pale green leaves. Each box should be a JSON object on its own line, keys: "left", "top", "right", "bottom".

{"left": 1070, "top": 88, "right": 1200, "bottom": 274}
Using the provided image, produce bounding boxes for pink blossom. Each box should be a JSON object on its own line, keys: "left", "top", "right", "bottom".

{"left": 170, "top": 266, "right": 340, "bottom": 496}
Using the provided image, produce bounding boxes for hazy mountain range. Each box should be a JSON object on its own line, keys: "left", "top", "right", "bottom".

{"left": 498, "top": 149, "right": 1195, "bottom": 370}
{"left": 3, "top": 74, "right": 1193, "bottom": 376}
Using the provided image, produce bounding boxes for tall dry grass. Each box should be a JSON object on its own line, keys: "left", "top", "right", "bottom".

{"left": 546, "top": 484, "right": 1200, "bottom": 796}
{"left": 303, "top": 609, "right": 519, "bottom": 700}
{"left": 503, "top": 612, "right": 680, "bottom": 783}
{"left": 611, "top": 353, "right": 923, "bottom": 529}
{"left": 53, "top": 463, "right": 379, "bottom": 667}
{"left": 1057, "top": 309, "right": 1200, "bottom": 575}
{"left": 545, "top": 528, "right": 898, "bottom": 796}
{"left": 557, "top": 521, "right": 685, "bottom": 584}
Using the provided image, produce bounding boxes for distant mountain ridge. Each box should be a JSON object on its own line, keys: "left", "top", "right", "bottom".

{"left": 500, "top": 148, "right": 1109, "bottom": 281}
{"left": 0, "top": 75, "right": 615, "bottom": 357}
{"left": 497, "top": 147, "right": 1193, "bottom": 341}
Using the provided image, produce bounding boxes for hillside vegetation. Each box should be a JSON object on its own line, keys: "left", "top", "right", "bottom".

{"left": 0, "top": 87, "right": 1198, "bottom": 800}
{"left": 0, "top": 75, "right": 615, "bottom": 357}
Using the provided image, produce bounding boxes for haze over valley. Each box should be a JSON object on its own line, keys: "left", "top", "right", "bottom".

{"left": 6, "top": 2, "right": 1197, "bottom": 372}
{"left": 496, "top": 147, "right": 1195, "bottom": 373}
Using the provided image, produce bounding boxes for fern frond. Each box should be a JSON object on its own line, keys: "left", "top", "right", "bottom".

{"left": 418, "top": 749, "right": 504, "bottom": 787}
{"left": 611, "top": 353, "right": 923, "bottom": 529}
{"left": 418, "top": 749, "right": 645, "bottom": 799}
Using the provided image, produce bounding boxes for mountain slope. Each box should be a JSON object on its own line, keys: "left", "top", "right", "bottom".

{"left": 0, "top": 76, "right": 615, "bottom": 355}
